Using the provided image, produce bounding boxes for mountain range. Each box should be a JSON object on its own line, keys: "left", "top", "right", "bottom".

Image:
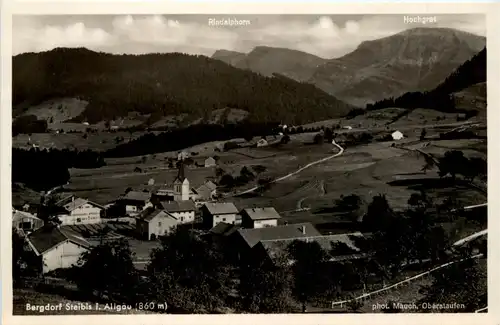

{"left": 13, "top": 27, "right": 485, "bottom": 127}
{"left": 212, "top": 27, "right": 486, "bottom": 106}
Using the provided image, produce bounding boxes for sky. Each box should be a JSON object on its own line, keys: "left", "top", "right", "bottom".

{"left": 13, "top": 14, "right": 485, "bottom": 58}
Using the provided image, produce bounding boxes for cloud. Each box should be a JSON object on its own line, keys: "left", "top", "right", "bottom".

{"left": 12, "top": 14, "right": 486, "bottom": 58}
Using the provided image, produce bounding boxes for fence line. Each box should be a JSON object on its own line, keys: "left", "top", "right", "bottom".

{"left": 331, "top": 254, "right": 483, "bottom": 308}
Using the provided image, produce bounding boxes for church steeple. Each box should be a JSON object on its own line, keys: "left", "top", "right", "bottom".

{"left": 174, "top": 161, "right": 186, "bottom": 183}
{"left": 173, "top": 161, "right": 190, "bottom": 201}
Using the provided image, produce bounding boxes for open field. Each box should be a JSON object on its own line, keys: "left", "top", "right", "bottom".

{"left": 14, "top": 118, "right": 487, "bottom": 231}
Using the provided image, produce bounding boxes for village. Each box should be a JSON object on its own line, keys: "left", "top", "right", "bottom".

{"left": 13, "top": 150, "right": 368, "bottom": 275}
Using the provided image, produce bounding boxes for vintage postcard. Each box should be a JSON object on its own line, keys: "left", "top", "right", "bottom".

{"left": 1, "top": 2, "right": 498, "bottom": 325}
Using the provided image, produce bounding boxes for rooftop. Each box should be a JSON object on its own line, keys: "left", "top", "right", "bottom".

{"left": 161, "top": 200, "right": 197, "bottom": 213}
{"left": 139, "top": 208, "right": 176, "bottom": 222}
{"left": 209, "top": 222, "right": 240, "bottom": 237}
{"left": 257, "top": 232, "right": 367, "bottom": 262}
{"left": 203, "top": 202, "right": 239, "bottom": 215}
{"left": 122, "top": 191, "right": 151, "bottom": 202}
{"left": 54, "top": 195, "right": 103, "bottom": 212}
{"left": 27, "top": 226, "right": 91, "bottom": 255}
{"left": 242, "top": 207, "right": 282, "bottom": 221}
{"left": 237, "top": 222, "right": 321, "bottom": 248}
{"left": 13, "top": 209, "right": 41, "bottom": 221}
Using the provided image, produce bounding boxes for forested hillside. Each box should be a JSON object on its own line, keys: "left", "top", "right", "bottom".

{"left": 13, "top": 48, "right": 355, "bottom": 125}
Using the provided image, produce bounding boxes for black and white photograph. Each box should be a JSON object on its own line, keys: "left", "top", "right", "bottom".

{"left": 8, "top": 11, "right": 488, "bottom": 316}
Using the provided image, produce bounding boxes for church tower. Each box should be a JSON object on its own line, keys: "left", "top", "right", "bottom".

{"left": 173, "top": 162, "right": 190, "bottom": 201}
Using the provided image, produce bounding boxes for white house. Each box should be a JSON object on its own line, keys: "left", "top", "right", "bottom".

{"left": 257, "top": 139, "right": 269, "bottom": 147}
{"left": 12, "top": 209, "right": 44, "bottom": 233}
{"left": 177, "top": 151, "right": 189, "bottom": 161}
{"left": 391, "top": 130, "right": 404, "bottom": 140}
{"left": 136, "top": 208, "right": 181, "bottom": 240}
{"left": 160, "top": 200, "right": 197, "bottom": 224}
{"left": 26, "top": 226, "right": 91, "bottom": 273}
{"left": 54, "top": 196, "right": 104, "bottom": 225}
{"left": 201, "top": 202, "right": 239, "bottom": 229}
{"left": 204, "top": 157, "right": 216, "bottom": 168}
{"left": 240, "top": 207, "right": 282, "bottom": 229}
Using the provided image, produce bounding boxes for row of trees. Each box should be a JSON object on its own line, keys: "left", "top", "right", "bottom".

{"left": 420, "top": 150, "right": 487, "bottom": 182}
{"left": 12, "top": 147, "right": 106, "bottom": 191}
{"left": 12, "top": 115, "right": 48, "bottom": 136}
{"left": 104, "top": 122, "right": 279, "bottom": 158}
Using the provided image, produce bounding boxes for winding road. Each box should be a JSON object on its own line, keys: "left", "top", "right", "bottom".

{"left": 226, "top": 140, "right": 344, "bottom": 198}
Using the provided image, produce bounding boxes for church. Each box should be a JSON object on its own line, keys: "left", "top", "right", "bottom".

{"left": 154, "top": 162, "right": 197, "bottom": 202}
{"left": 153, "top": 161, "right": 216, "bottom": 205}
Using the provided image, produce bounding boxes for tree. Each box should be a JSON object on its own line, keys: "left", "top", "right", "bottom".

{"left": 438, "top": 150, "right": 469, "bottom": 180}
{"left": 215, "top": 167, "right": 225, "bottom": 178}
{"left": 313, "top": 133, "right": 324, "bottom": 144}
{"left": 257, "top": 177, "right": 273, "bottom": 194}
{"left": 12, "top": 229, "right": 41, "bottom": 286}
{"left": 219, "top": 174, "right": 235, "bottom": 189}
{"left": 146, "top": 228, "right": 232, "bottom": 313}
{"left": 362, "top": 194, "right": 395, "bottom": 231}
{"left": 280, "top": 134, "right": 291, "bottom": 144}
{"left": 407, "top": 191, "right": 432, "bottom": 211}
{"left": 239, "top": 166, "right": 255, "bottom": 182}
{"left": 324, "top": 128, "right": 334, "bottom": 143}
{"left": 287, "top": 240, "right": 334, "bottom": 310}
{"left": 76, "top": 238, "right": 140, "bottom": 303}
{"left": 239, "top": 254, "right": 295, "bottom": 313}
{"left": 251, "top": 165, "right": 267, "bottom": 174}
{"left": 463, "top": 157, "right": 487, "bottom": 182}
{"left": 420, "top": 128, "right": 427, "bottom": 141}
{"left": 335, "top": 194, "right": 362, "bottom": 211}
{"left": 418, "top": 252, "right": 486, "bottom": 312}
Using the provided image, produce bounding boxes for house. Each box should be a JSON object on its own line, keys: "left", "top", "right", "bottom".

{"left": 193, "top": 180, "right": 217, "bottom": 202}
{"left": 26, "top": 226, "right": 92, "bottom": 273}
{"left": 255, "top": 232, "right": 367, "bottom": 264}
{"left": 160, "top": 200, "right": 197, "bottom": 224}
{"left": 204, "top": 157, "right": 216, "bottom": 167}
{"left": 236, "top": 222, "right": 321, "bottom": 250}
{"left": 136, "top": 208, "right": 182, "bottom": 240}
{"left": 205, "top": 222, "right": 241, "bottom": 258}
{"left": 53, "top": 195, "right": 104, "bottom": 225}
{"left": 256, "top": 139, "right": 269, "bottom": 147}
{"left": 391, "top": 130, "right": 404, "bottom": 140}
{"left": 231, "top": 222, "right": 320, "bottom": 261}
{"left": 201, "top": 202, "right": 239, "bottom": 229}
{"left": 209, "top": 222, "right": 240, "bottom": 237}
{"left": 177, "top": 151, "right": 189, "bottom": 161}
{"left": 120, "top": 191, "right": 153, "bottom": 216}
{"left": 12, "top": 209, "right": 44, "bottom": 233}
{"left": 240, "top": 207, "right": 282, "bottom": 229}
